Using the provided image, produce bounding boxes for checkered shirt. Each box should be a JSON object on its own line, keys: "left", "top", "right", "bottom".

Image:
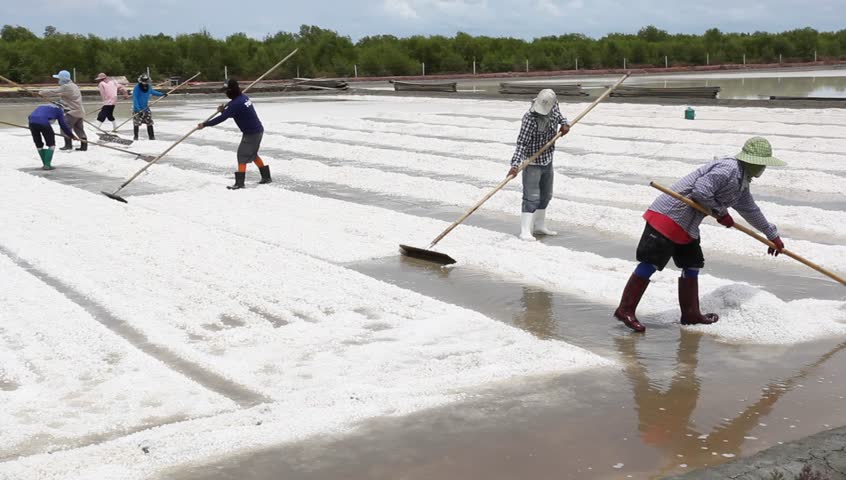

{"left": 510, "top": 104, "right": 568, "bottom": 167}
{"left": 648, "top": 158, "right": 779, "bottom": 240}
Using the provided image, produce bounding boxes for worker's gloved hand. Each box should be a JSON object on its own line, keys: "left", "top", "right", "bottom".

{"left": 717, "top": 213, "right": 734, "bottom": 228}
{"left": 559, "top": 124, "right": 570, "bottom": 136}
{"left": 507, "top": 166, "right": 518, "bottom": 178}
{"left": 768, "top": 237, "right": 785, "bottom": 256}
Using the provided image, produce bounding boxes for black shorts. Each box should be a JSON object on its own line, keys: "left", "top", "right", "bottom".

{"left": 29, "top": 123, "right": 55, "bottom": 148}
{"left": 97, "top": 105, "right": 116, "bottom": 122}
{"left": 635, "top": 223, "right": 705, "bottom": 271}
{"left": 237, "top": 132, "right": 263, "bottom": 164}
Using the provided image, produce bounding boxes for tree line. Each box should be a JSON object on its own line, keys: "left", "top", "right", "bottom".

{"left": 1, "top": 24, "right": 845, "bottom": 83}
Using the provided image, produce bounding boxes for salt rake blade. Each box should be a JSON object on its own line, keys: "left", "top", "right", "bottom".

{"left": 101, "top": 191, "right": 128, "bottom": 203}
{"left": 399, "top": 244, "right": 456, "bottom": 265}
{"left": 98, "top": 133, "right": 134, "bottom": 146}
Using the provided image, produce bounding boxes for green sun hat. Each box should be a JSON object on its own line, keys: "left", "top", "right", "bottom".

{"left": 735, "top": 137, "right": 787, "bottom": 166}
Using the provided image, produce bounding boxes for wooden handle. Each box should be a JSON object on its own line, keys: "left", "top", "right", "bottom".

{"left": 426, "top": 74, "right": 630, "bottom": 248}
{"left": 114, "top": 71, "right": 202, "bottom": 131}
{"left": 649, "top": 181, "right": 846, "bottom": 287}
{"left": 110, "top": 50, "right": 299, "bottom": 196}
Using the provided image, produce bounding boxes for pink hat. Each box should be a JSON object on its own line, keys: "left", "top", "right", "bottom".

{"left": 94, "top": 72, "right": 108, "bottom": 81}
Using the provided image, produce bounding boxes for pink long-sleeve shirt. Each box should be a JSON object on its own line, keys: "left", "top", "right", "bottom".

{"left": 98, "top": 78, "right": 126, "bottom": 106}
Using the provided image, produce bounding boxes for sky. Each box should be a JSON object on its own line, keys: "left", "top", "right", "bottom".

{"left": 5, "top": 0, "right": 844, "bottom": 40}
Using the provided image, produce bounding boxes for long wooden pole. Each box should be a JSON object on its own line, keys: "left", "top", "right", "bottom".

{"left": 650, "top": 181, "right": 846, "bottom": 287}
{"left": 112, "top": 71, "right": 201, "bottom": 132}
{"left": 0, "top": 119, "right": 154, "bottom": 160}
{"left": 103, "top": 48, "right": 299, "bottom": 201}
{"left": 0, "top": 73, "right": 121, "bottom": 137}
{"left": 424, "top": 73, "right": 630, "bottom": 249}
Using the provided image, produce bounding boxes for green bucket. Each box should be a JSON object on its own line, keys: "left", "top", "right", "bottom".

{"left": 685, "top": 107, "right": 695, "bottom": 120}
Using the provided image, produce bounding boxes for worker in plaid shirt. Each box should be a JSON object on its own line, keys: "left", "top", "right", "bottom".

{"left": 508, "top": 89, "right": 570, "bottom": 241}
{"left": 614, "top": 137, "right": 787, "bottom": 333}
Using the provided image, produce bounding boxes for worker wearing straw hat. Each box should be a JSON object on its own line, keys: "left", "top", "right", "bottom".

{"left": 508, "top": 89, "right": 570, "bottom": 241}
{"left": 614, "top": 137, "right": 787, "bottom": 333}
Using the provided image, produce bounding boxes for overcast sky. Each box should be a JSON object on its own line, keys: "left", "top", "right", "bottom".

{"left": 6, "top": 0, "right": 844, "bottom": 40}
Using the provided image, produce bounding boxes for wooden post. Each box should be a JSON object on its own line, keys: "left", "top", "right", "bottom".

{"left": 526, "top": 58, "right": 529, "bottom": 73}
{"left": 224, "top": 65, "right": 228, "bottom": 80}
{"left": 743, "top": 54, "right": 746, "bottom": 65}
{"left": 422, "top": 62, "right": 425, "bottom": 76}
{"left": 575, "top": 57, "right": 579, "bottom": 70}
{"left": 623, "top": 58, "right": 627, "bottom": 69}
{"left": 664, "top": 55, "right": 668, "bottom": 68}
{"left": 706, "top": 52, "right": 710, "bottom": 65}
{"left": 779, "top": 53, "right": 782, "bottom": 64}
{"left": 473, "top": 57, "right": 476, "bottom": 75}
{"left": 354, "top": 64, "right": 358, "bottom": 78}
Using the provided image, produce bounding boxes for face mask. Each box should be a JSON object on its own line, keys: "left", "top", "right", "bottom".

{"left": 745, "top": 164, "right": 766, "bottom": 178}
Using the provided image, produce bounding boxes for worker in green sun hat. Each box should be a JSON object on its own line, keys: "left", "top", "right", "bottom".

{"left": 613, "top": 136, "right": 787, "bottom": 334}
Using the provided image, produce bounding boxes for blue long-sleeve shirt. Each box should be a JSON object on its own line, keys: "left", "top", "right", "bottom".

{"left": 203, "top": 94, "right": 263, "bottom": 134}
{"left": 132, "top": 84, "right": 165, "bottom": 112}
{"left": 28, "top": 105, "right": 73, "bottom": 138}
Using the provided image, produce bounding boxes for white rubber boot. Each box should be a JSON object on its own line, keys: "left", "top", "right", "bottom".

{"left": 111, "top": 120, "right": 119, "bottom": 132}
{"left": 533, "top": 209, "right": 558, "bottom": 236}
{"left": 519, "top": 212, "right": 536, "bottom": 241}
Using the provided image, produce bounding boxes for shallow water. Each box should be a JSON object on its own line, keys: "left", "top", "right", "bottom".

{"left": 5, "top": 94, "right": 845, "bottom": 479}
{"left": 171, "top": 255, "right": 846, "bottom": 479}
{"left": 355, "top": 67, "right": 846, "bottom": 100}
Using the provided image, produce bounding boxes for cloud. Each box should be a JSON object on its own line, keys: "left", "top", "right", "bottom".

{"left": 536, "top": 0, "right": 563, "bottom": 16}
{"left": 41, "top": 0, "right": 133, "bottom": 17}
{"left": 383, "top": 0, "right": 419, "bottom": 19}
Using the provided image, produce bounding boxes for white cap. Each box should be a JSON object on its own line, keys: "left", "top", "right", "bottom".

{"left": 530, "top": 89, "right": 557, "bottom": 115}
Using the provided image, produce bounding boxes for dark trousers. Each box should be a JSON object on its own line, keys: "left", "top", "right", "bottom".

{"left": 29, "top": 123, "right": 55, "bottom": 148}
{"left": 635, "top": 223, "right": 705, "bottom": 271}
{"left": 97, "top": 105, "right": 116, "bottom": 122}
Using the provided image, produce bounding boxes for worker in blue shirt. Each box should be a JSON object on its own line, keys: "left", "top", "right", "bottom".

{"left": 131, "top": 74, "right": 166, "bottom": 140}
{"left": 28, "top": 104, "right": 75, "bottom": 170}
{"left": 197, "top": 79, "right": 271, "bottom": 190}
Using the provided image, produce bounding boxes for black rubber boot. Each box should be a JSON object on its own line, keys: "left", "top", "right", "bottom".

{"left": 133, "top": 126, "right": 140, "bottom": 141}
{"left": 147, "top": 125, "right": 155, "bottom": 140}
{"left": 227, "top": 172, "right": 246, "bottom": 190}
{"left": 60, "top": 137, "right": 73, "bottom": 151}
{"left": 258, "top": 165, "right": 272, "bottom": 184}
{"left": 75, "top": 139, "right": 88, "bottom": 151}
{"left": 614, "top": 274, "right": 650, "bottom": 333}
{"left": 678, "top": 277, "right": 719, "bottom": 325}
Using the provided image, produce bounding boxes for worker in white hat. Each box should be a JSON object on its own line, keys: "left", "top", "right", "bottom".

{"left": 507, "top": 89, "right": 570, "bottom": 240}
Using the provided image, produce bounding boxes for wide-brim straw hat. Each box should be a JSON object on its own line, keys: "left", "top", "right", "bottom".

{"left": 736, "top": 137, "right": 787, "bottom": 166}
{"left": 94, "top": 72, "right": 108, "bottom": 81}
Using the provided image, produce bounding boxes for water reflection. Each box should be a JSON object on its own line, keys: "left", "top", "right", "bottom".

{"left": 617, "top": 333, "right": 846, "bottom": 475}
{"left": 514, "top": 287, "right": 556, "bottom": 339}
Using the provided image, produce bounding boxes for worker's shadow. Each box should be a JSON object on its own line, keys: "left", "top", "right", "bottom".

{"left": 617, "top": 332, "right": 846, "bottom": 474}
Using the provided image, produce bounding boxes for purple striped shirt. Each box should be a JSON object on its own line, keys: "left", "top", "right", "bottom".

{"left": 510, "top": 104, "right": 568, "bottom": 167}
{"left": 648, "top": 158, "right": 779, "bottom": 241}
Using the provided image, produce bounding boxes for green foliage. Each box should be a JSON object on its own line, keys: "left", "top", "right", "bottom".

{"left": 0, "top": 23, "right": 844, "bottom": 83}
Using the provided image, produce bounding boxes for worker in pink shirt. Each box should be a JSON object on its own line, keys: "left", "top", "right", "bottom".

{"left": 94, "top": 72, "right": 129, "bottom": 132}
